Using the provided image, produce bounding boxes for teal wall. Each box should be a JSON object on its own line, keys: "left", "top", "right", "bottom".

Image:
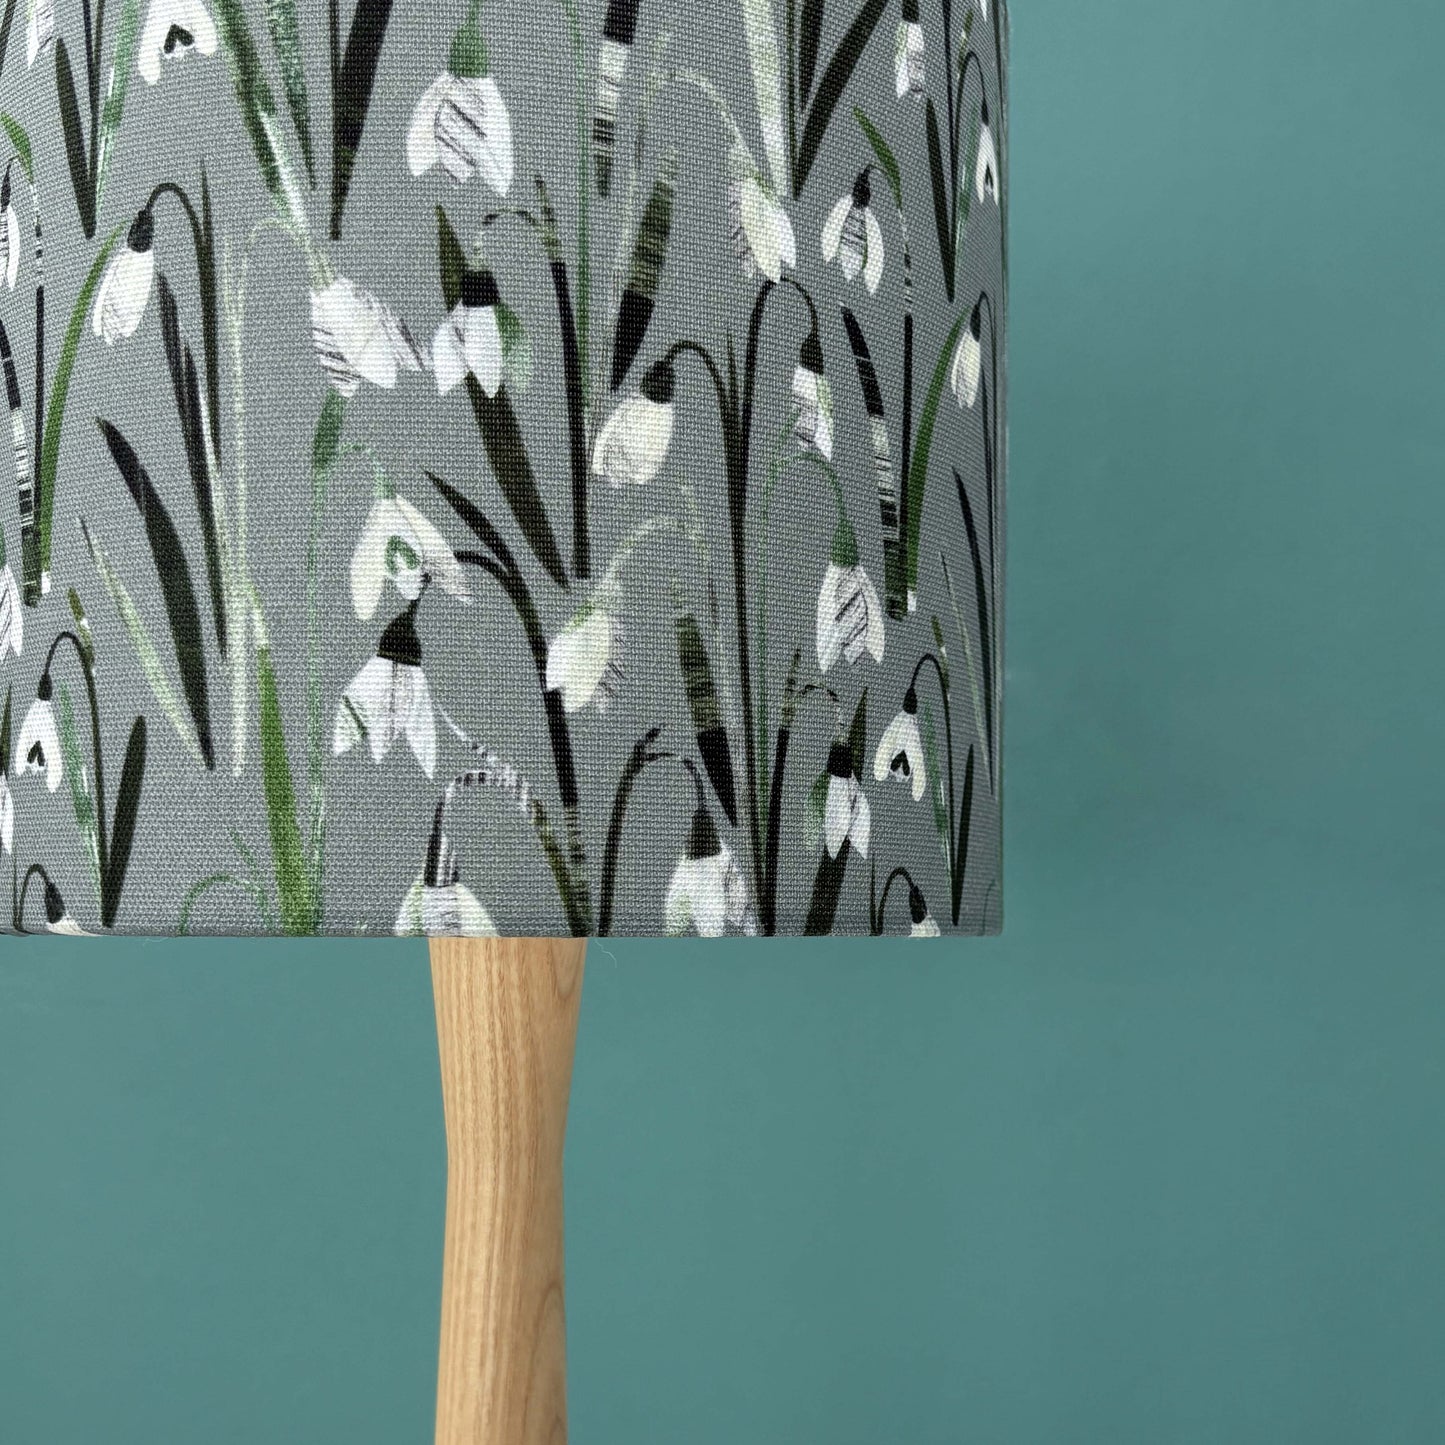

{"left": 5, "top": 1, "right": 1444, "bottom": 1440}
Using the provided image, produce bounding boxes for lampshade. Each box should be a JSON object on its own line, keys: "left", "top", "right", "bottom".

{"left": 1, "top": 0, "right": 1003, "bottom": 940}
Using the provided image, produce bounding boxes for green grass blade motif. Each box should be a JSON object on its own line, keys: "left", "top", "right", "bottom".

{"left": 740, "top": 0, "right": 788, "bottom": 194}
{"left": 330, "top": 0, "right": 393, "bottom": 239}
{"left": 610, "top": 149, "right": 676, "bottom": 391}
{"left": 37, "top": 229, "right": 119, "bottom": 588}
{"left": 80, "top": 518, "right": 207, "bottom": 765}
{"left": 793, "top": 0, "right": 885, "bottom": 196}
{"left": 213, "top": 0, "right": 284, "bottom": 196}
{"left": 0, "top": 111, "right": 32, "bottom": 180}
{"left": 904, "top": 311, "right": 966, "bottom": 601}
{"left": 256, "top": 639, "right": 318, "bottom": 935}
{"left": 54, "top": 39, "right": 96, "bottom": 237}
{"left": 924, "top": 98, "right": 953, "bottom": 299}
{"left": 57, "top": 684, "right": 102, "bottom": 907}
{"left": 94, "top": 0, "right": 141, "bottom": 213}
{"left": 101, "top": 715, "right": 146, "bottom": 928}
{"left": 98, "top": 419, "right": 216, "bottom": 770}
{"left": 854, "top": 104, "right": 901, "bottom": 207}
{"left": 264, "top": 0, "right": 315, "bottom": 186}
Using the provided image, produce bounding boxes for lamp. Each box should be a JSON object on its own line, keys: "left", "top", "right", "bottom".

{"left": 1, "top": 0, "right": 1005, "bottom": 1437}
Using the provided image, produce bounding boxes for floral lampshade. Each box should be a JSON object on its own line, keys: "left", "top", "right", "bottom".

{"left": 0, "top": 0, "right": 1005, "bottom": 939}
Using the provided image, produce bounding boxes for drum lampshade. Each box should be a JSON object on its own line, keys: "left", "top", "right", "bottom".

{"left": 0, "top": 0, "right": 1005, "bottom": 939}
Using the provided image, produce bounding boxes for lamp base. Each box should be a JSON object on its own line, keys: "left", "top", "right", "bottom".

{"left": 429, "top": 937, "right": 587, "bottom": 1444}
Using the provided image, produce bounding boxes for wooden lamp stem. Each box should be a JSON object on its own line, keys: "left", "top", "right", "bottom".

{"left": 429, "top": 937, "right": 587, "bottom": 1445}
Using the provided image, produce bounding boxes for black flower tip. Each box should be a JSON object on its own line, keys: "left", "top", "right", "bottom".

{"left": 128, "top": 207, "right": 155, "bottom": 253}
{"left": 0, "top": 164, "right": 11, "bottom": 212}
{"left": 798, "top": 329, "right": 824, "bottom": 375}
{"left": 43, "top": 880, "right": 65, "bottom": 926}
{"left": 852, "top": 170, "right": 872, "bottom": 208}
{"left": 685, "top": 804, "right": 721, "bottom": 860}
{"left": 903, "top": 686, "right": 918, "bottom": 714}
{"left": 460, "top": 266, "right": 501, "bottom": 309}
{"left": 377, "top": 602, "right": 424, "bottom": 669}
{"left": 641, "top": 359, "right": 676, "bottom": 405}
{"left": 827, "top": 741, "right": 853, "bottom": 778}
{"left": 969, "top": 300, "right": 983, "bottom": 339}
{"left": 36, "top": 673, "right": 53, "bottom": 702}
{"left": 908, "top": 883, "right": 928, "bottom": 925}
{"left": 980, "top": 97, "right": 991, "bottom": 127}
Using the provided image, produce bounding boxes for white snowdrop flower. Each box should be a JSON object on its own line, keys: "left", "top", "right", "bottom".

{"left": 92, "top": 210, "right": 156, "bottom": 345}
{"left": 951, "top": 301, "right": 983, "bottom": 409}
{"left": 546, "top": 603, "right": 623, "bottom": 715}
{"left": 908, "top": 884, "right": 941, "bottom": 937}
{"left": 42, "top": 878, "right": 89, "bottom": 934}
{"left": 820, "top": 170, "right": 885, "bottom": 294}
{"left": 895, "top": 0, "right": 925, "bottom": 99}
{"left": 791, "top": 331, "right": 834, "bottom": 461}
{"left": 816, "top": 521, "right": 885, "bottom": 671}
{"left": 728, "top": 144, "right": 796, "bottom": 284}
{"left": 0, "top": 165, "right": 21, "bottom": 291}
{"left": 823, "top": 742, "right": 871, "bottom": 859}
{"left": 0, "top": 563, "right": 22, "bottom": 659}
{"left": 975, "top": 98, "right": 999, "bottom": 205}
{"left": 395, "top": 875, "right": 498, "bottom": 937}
{"left": 138, "top": 0, "right": 218, "bottom": 85}
{"left": 332, "top": 605, "right": 438, "bottom": 778}
{"left": 26, "top": 0, "right": 54, "bottom": 69}
{"left": 310, "top": 276, "right": 425, "bottom": 398}
{"left": 591, "top": 360, "right": 675, "bottom": 487}
{"left": 407, "top": 18, "right": 514, "bottom": 194}
{"left": 432, "top": 266, "right": 505, "bottom": 397}
{"left": 16, "top": 692, "right": 62, "bottom": 792}
{"left": 873, "top": 690, "right": 927, "bottom": 802}
{"left": 350, "top": 494, "right": 469, "bottom": 622}
{"left": 665, "top": 806, "right": 755, "bottom": 937}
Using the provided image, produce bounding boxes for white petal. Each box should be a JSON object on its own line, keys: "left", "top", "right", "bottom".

{"left": 546, "top": 609, "right": 614, "bottom": 713}
{"left": 405, "top": 668, "right": 438, "bottom": 778}
{"left": 432, "top": 315, "right": 468, "bottom": 395}
{"left": 350, "top": 500, "right": 406, "bottom": 621}
{"left": 863, "top": 209, "right": 886, "bottom": 294}
{"left": 815, "top": 564, "right": 846, "bottom": 673}
{"left": 0, "top": 565, "right": 22, "bottom": 658}
{"left": 591, "top": 395, "right": 673, "bottom": 486}
{"left": 17, "top": 700, "right": 62, "bottom": 792}
{"left": 823, "top": 775, "right": 852, "bottom": 859}
{"left": 4, "top": 205, "right": 19, "bottom": 290}
{"left": 93, "top": 247, "right": 155, "bottom": 343}
{"left": 975, "top": 126, "right": 999, "bottom": 204}
{"left": 461, "top": 305, "right": 503, "bottom": 396}
{"left": 435, "top": 76, "right": 515, "bottom": 195}
{"left": 952, "top": 328, "right": 982, "bottom": 409}
{"left": 26, "top": 0, "right": 53, "bottom": 68}
{"left": 393, "top": 496, "right": 469, "bottom": 602}
{"left": 819, "top": 194, "right": 851, "bottom": 262}
{"left": 858, "top": 568, "right": 885, "bottom": 662}
{"left": 407, "top": 74, "right": 449, "bottom": 177}
{"left": 848, "top": 786, "right": 871, "bottom": 857}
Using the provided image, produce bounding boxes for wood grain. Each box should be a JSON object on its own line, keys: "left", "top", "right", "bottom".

{"left": 430, "top": 937, "right": 587, "bottom": 1445}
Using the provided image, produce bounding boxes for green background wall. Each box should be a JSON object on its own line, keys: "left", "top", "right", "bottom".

{"left": 4, "top": 0, "right": 1443, "bottom": 1439}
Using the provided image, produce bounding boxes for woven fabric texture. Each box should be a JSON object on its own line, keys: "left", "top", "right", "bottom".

{"left": 0, "top": 0, "right": 1005, "bottom": 937}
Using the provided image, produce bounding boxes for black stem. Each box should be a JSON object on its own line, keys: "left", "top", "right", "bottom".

{"left": 15, "top": 861, "right": 52, "bottom": 933}
{"left": 910, "top": 650, "right": 956, "bottom": 888}
{"left": 873, "top": 864, "right": 918, "bottom": 934}
{"left": 599, "top": 728, "right": 681, "bottom": 936}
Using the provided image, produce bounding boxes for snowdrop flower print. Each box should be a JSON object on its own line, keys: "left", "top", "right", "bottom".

{"left": 791, "top": 331, "right": 834, "bottom": 461}
{"left": 16, "top": 690, "right": 62, "bottom": 792}
{"left": 0, "top": 562, "right": 22, "bottom": 659}
{"left": 908, "top": 884, "right": 940, "bottom": 937}
{"left": 895, "top": 0, "right": 925, "bottom": 99}
{"left": 138, "top": 0, "right": 218, "bottom": 85}
{"left": 823, "top": 742, "right": 871, "bottom": 859}
{"left": 432, "top": 266, "right": 507, "bottom": 397}
{"left": 975, "top": 98, "right": 999, "bottom": 205}
{"left": 310, "top": 276, "right": 425, "bottom": 398}
{"left": 332, "top": 604, "right": 438, "bottom": 778}
{"left": 665, "top": 806, "right": 755, "bottom": 937}
{"left": 350, "top": 495, "right": 469, "bottom": 622}
{"left": 0, "top": 774, "right": 11, "bottom": 855}
{"left": 950, "top": 301, "right": 983, "bottom": 409}
{"left": 728, "top": 143, "right": 796, "bottom": 284}
{"left": 92, "top": 210, "right": 156, "bottom": 344}
{"left": 546, "top": 603, "right": 623, "bottom": 715}
{"left": 42, "top": 879, "right": 89, "bottom": 935}
{"left": 592, "top": 360, "right": 675, "bottom": 487}
{"left": 873, "top": 689, "right": 926, "bottom": 801}
{"left": 820, "top": 171, "right": 885, "bottom": 294}
{"left": 407, "top": 9, "right": 514, "bottom": 194}
{"left": 0, "top": 166, "right": 20, "bottom": 291}
{"left": 816, "top": 520, "right": 885, "bottom": 671}
{"left": 25, "top": 0, "right": 53, "bottom": 68}
{"left": 395, "top": 874, "right": 498, "bottom": 936}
